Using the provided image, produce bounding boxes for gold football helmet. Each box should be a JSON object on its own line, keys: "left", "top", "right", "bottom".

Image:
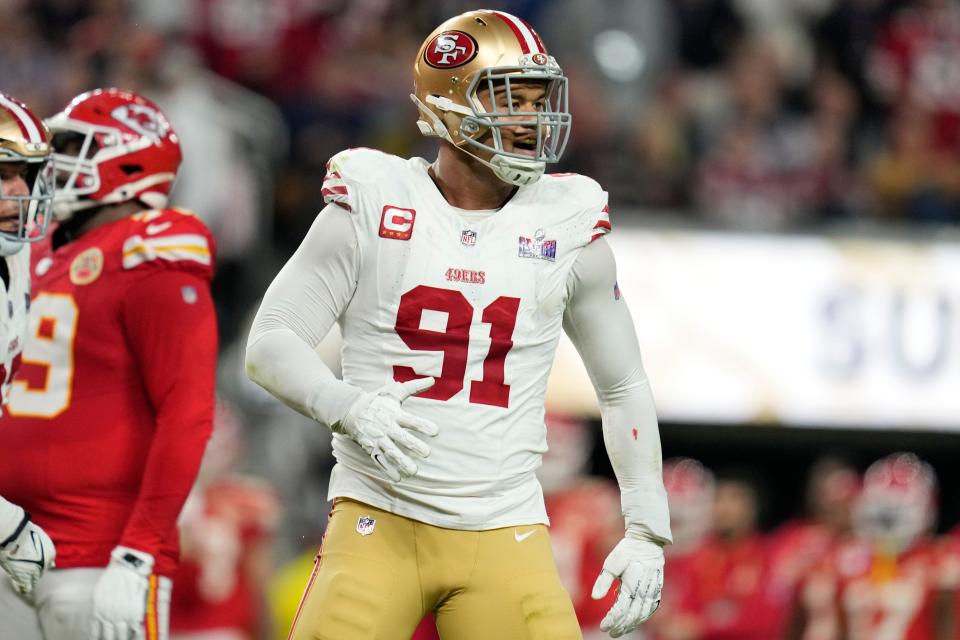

{"left": 0, "top": 93, "right": 53, "bottom": 255}
{"left": 412, "top": 10, "right": 571, "bottom": 186}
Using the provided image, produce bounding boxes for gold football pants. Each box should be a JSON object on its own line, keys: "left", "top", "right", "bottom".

{"left": 288, "top": 498, "right": 582, "bottom": 640}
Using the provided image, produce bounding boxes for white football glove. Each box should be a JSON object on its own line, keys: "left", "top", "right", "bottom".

{"left": 591, "top": 537, "right": 665, "bottom": 638}
{"left": 0, "top": 504, "right": 56, "bottom": 597}
{"left": 337, "top": 377, "right": 438, "bottom": 482}
{"left": 90, "top": 545, "right": 154, "bottom": 640}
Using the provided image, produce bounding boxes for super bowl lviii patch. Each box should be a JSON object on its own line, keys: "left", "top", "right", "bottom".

{"left": 518, "top": 228, "right": 556, "bottom": 262}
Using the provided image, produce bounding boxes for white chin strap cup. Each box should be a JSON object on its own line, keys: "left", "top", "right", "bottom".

{"left": 410, "top": 93, "right": 546, "bottom": 187}
{"left": 489, "top": 154, "right": 545, "bottom": 186}
{"left": 0, "top": 237, "right": 24, "bottom": 257}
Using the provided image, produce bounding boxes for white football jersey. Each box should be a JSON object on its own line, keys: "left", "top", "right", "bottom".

{"left": 321, "top": 148, "right": 610, "bottom": 529}
{"left": 0, "top": 245, "right": 31, "bottom": 408}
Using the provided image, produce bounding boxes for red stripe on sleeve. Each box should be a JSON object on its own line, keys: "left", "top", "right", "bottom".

{"left": 321, "top": 186, "right": 348, "bottom": 197}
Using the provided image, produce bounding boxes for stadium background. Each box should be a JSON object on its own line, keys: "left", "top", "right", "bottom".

{"left": 4, "top": 0, "right": 960, "bottom": 637}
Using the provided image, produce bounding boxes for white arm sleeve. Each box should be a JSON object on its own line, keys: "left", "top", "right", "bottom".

{"left": 245, "top": 204, "right": 363, "bottom": 428}
{"left": 563, "top": 238, "right": 672, "bottom": 545}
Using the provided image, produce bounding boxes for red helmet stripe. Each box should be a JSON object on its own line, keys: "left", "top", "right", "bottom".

{"left": 491, "top": 11, "right": 543, "bottom": 54}
{"left": 18, "top": 102, "right": 46, "bottom": 143}
{"left": 518, "top": 17, "right": 547, "bottom": 53}
{"left": 0, "top": 94, "right": 42, "bottom": 144}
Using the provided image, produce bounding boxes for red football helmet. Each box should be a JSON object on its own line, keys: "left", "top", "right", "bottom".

{"left": 46, "top": 88, "right": 181, "bottom": 220}
{"left": 853, "top": 452, "right": 937, "bottom": 553}
{"left": 663, "top": 457, "right": 715, "bottom": 552}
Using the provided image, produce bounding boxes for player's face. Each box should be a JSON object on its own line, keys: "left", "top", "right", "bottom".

{"left": 51, "top": 131, "right": 93, "bottom": 188}
{"left": 476, "top": 81, "right": 548, "bottom": 157}
{"left": 712, "top": 480, "right": 758, "bottom": 541}
{"left": 0, "top": 161, "right": 30, "bottom": 229}
{"left": 52, "top": 132, "right": 85, "bottom": 158}
{"left": 810, "top": 466, "right": 859, "bottom": 533}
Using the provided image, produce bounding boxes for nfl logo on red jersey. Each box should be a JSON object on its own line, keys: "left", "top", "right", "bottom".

{"left": 356, "top": 516, "right": 376, "bottom": 536}
{"left": 461, "top": 229, "right": 477, "bottom": 246}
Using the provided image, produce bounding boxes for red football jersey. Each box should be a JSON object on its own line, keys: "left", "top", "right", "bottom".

{"left": 0, "top": 208, "right": 217, "bottom": 576}
{"left": 545, "top": 479, "right": 623, "bottom": 631}
{"left": 823, "top": 539, "right": 947, "bottom": 640}
{"left": 766, "top": 520, "right": 840, "bottom": 636}
{"left": 673, "top": 534, "right": 781, "bottom": 640}
{"left": 170, "top": 476, "right": 279, "bottom": 635}
{"left": 944, "top": 528, "right": 960, "bottom": 640}
{"left": 646, "top": 546, "right": 707, "bottom": 640}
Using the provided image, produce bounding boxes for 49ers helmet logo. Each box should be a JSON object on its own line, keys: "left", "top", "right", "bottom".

{"left": 424, "top": 31, "right": 478, "bottom": 68}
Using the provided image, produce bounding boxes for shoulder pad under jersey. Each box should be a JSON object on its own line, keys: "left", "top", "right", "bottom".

{"left": 120, "top": 208, "right": 216, "bottom": 280}
{"left": 543, "top": 172, "right": 611, "bottom": 246}
{"left": 322, "top": 147, "right": 408, "bottom": 213}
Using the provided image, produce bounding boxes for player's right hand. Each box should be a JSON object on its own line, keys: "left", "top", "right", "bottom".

{"left": 0, "top": 507, "right": 56, "bottom": 598}
{"left": 338, "top": 377, "right": 439, "bottom": 482}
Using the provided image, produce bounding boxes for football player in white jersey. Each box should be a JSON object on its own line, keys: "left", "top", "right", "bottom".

{"left": 0, "top": 93, "right": 56, "bottom": 601}
{"left": 247, "top": 10, "right": 671, "bottom": 640}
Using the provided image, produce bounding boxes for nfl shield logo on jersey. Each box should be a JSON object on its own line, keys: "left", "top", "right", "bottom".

{"left": 461, "top": 229, "right": 477, "bottom": 246}
{"left": 356, "top": 516, "right": 376, "bottom": 536}
{"left": 181, "top": 286, "right": 198, "bottom": 304}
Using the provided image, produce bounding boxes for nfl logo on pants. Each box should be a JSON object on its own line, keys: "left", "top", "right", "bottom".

{"left": 356, "top": 516, "right": 376, "bottom": 536}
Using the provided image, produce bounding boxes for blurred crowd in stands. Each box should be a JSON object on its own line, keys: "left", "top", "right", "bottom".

{"left": 5, "top": 0, "right": 960, "bottom": 637}
{"left": 540, "top": 419, "right": 960, "bottom": 640}
{"left": 7, "top": 0, "right": 960, "bottom": 254}
{"left": 7, "top": 0, "right": 960, "bottom": 340}
{"left": 648, "top": 450, "right": 959, "bottom": 640}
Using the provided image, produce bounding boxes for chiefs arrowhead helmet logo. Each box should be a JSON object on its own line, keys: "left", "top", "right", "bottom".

{"left": 424, "top": 31, "right": 478, "bottom": 69}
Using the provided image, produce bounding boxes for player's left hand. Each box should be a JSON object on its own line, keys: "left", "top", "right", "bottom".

{"left": 90, "top": 545, "right": 154, "bottom": 640}
{"left": 591, "top": 537, "right": 665, "bottom": 638}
